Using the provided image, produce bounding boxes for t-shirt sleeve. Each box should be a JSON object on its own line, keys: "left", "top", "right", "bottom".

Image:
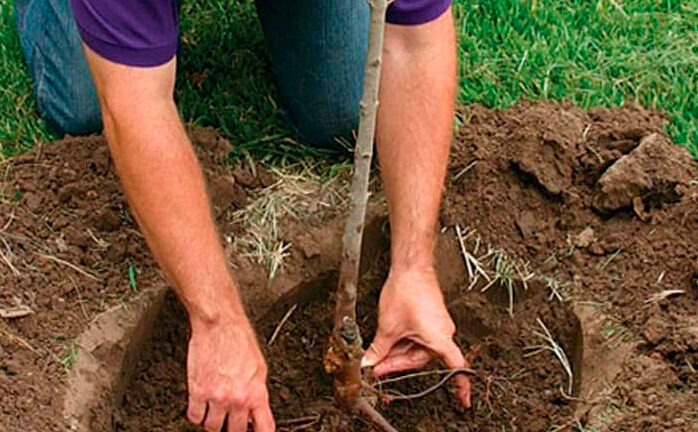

{"left": 387, "top": 0, "right": 451, "bottom": 25}
{"left": 70, "top": 0, "right": 179, "bottom": 67}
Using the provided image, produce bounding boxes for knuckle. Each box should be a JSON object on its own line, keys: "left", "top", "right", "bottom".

{"left": 252, "top": 387, "right": 269, "bottom": 406}
{"left": 186, "top": 408, "right": 202, "bottom": 424}
{"left": 444, "top": 321, "right": 456, "bottom": 336}
{"left": 211, "top": 388, "right": 228, "bottom": 403}
{"left": 230, "top": 389, "right": 248, "bottom": 407}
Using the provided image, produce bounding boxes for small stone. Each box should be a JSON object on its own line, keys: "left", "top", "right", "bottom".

{"left": 64, "top": 228, "right": 89, "bottom": 248}
{"left": 515, "top": 210, "right": 537, "bottom": 237}
{"left": 571, "top": 227, "right": 595, "bottom": 248}
{"left": 642, "top": 316, "right": 665, "bottom": 345}
{"left": 588, "top": 243, "right": 606, "bottom": 256}
{"left": 57, "top": 183, "right": 79, "bottom": 203}
{"left": 279, "top": 387, "right": 292, "bottom": 402}
{"left": 540, "top": 255, "right": 558, "bottom": 272}
{"left": 295, "top": 234, "right": 320, "bottom": 259}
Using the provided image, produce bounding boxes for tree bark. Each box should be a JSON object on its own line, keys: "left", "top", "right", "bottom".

{"left": 325, "top": 0, "right": 389, "bottom": 411}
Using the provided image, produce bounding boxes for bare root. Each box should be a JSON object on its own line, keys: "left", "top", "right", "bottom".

{"left": 377, "top": 367, "right": 476, "bottom": 402}
{"left": 356, "top": 398, "right": 400, "bottom": 432}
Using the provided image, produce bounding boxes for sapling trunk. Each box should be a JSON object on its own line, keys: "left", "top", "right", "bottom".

{"left": 323, "top": 0, "right": 390, "bottom": 414}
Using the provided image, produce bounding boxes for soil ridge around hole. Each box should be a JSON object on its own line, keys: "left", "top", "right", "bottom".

{"left": 4, "top": 103, "right": 698, "bottom": 432}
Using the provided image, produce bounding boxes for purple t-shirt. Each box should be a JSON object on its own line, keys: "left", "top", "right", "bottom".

{"left": 70, "top": 0, "right": 451, "bottom": 67}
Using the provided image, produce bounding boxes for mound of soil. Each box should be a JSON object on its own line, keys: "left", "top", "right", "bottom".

{"left": 444, "top": 102, "right": 698, "bottom": 429}
{"left": 0, "top": 128, "right": 280, "bottom": 431}
{"left": 3, "top": 101, "right": 698, "bottom": 432}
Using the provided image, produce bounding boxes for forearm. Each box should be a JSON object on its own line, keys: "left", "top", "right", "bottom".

{"left": 376, "top": 9, "right": 456, "bottom": 271}
{"left": 107, "top": 104, "right": 242, "bottom": 322}
{"left": 84, "top": 48, "right": 244, "bottom": 327}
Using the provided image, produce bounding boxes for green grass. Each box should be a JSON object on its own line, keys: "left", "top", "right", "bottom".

{"left": 0, "top": 0, "right": 54, "bottom": 155}
{"left": 1, "top": 0, "right": 698, "bottom": 157}
{"left": 454, "top": 0, "right": 698, "bottom": 155}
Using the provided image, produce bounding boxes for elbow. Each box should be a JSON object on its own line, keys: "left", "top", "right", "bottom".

{"left": 97, "top": 87, "right": 176, "bottom": 135}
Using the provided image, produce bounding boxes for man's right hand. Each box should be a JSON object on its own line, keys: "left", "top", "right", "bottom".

{"left": 80, "top": 47, "right": 275, "bottom": 432}
{"left": 186, "top": 315, "right": 275, "bottom": 432}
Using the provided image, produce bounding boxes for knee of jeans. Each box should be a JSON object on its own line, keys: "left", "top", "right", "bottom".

{"left": 291, "top": 103, "right": 359, "bottom": 148}
{"left": 37, "top": 88, "right": 102, "bottom": 135}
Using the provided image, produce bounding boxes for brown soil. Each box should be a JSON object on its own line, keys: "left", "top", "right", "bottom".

{"left": 443, "top": 102, "right": 698, "bottom": 430}
{"left": 115, "top": 243, "right": 583, "bottom": 432}
{"left": 3, "top": 102, "right": 698, "bottom": 432}
{"left": 0, "top": 128, "right": 289, "bottom": 431}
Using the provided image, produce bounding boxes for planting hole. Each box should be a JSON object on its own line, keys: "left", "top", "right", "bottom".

{"left": 108, "top": 231, "right": 583, "bottom": 432}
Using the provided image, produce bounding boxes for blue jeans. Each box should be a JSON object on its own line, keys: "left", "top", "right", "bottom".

{"left": 15, "top": 0, "right": 368, "bottom": 146}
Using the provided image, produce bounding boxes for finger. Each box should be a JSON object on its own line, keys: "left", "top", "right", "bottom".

{"left": 251, "top": 404, "right": 275, "bottom": 432}
{"left": 438, "top": 342, "right": 472, "bottom": 408}
{"left": 203, "top": 402, "right": 227, "bottom": 432}
{"left": 186, "top": 396, "right": 207, "bottom": 425}
{"left": 382, "top": 340, "right": 416, "bottom": 357}
{"left": 372, "top": 346, "right": 432, "bottom": 377}
{"left": 368, "top": 339, "right": 416, "bottom": 371}
{"left": 362, "top": 331, "right": 396, "bottom": 368}
{"left": 225, "top": 409, "right": 249, "bottom": 432}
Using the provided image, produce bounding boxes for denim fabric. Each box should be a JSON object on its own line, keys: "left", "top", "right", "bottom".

{"left": 255, "top": 0, "right": 368, "bottom": 147}
{"left": 15, "top": 0, "right": 102, "bottom": 135}
{"left": 16, "top": 0, "right": 368, "bottom": 146}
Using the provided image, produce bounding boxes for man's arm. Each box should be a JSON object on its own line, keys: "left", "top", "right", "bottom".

{"left": 82, "top": 47, "right": 274, "bottom": 432}
{"left": 363, "top": 8, "right": 471, "bottom": 406}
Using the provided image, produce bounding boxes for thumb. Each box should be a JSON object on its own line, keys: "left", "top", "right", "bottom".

{"left": 438, "top": 341, "right": 471, "bottom": 408}
{"left": 361, "top": 332, "right": 394, "bottom": 368}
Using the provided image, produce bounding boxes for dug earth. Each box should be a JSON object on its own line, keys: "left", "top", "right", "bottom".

{"left": 1, "top": 102, "right": 697, "bottom": 432}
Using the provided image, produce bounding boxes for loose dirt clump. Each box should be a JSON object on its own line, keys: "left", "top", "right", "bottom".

{"left": 445, "top": 102, "right": 698, "bottom": 429}
{"left": 3, "top": 101, "right": 698, "bottom": 432}
{"left": 594, "top": 133, "right": 696, "bottom": 213}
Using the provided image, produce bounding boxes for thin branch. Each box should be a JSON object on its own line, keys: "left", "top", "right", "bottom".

{"left": 0, "top": 321, "right": 40, "bottom": 355}
{"left": 0, "top": 246, "right": 20, "bottom": 277}
{"left": 333, "top": 0, "right": 388, "bottom": 325}
{"left": 36, "top": 253, "right": 99, "bottom": 281}
{"left": 453, "top": 160, "right": 478, "bottom": 180}
{"left": 327, "top": 0, "right": 390, "bottom": 413}
{"left": 277, "top": 414, "right": 321, "bottom": 432}
{"left": 267, "top": 304, "right": 297, "bottom": 346}
{"left": 69, "top": 277, "right": 90, "bottom": 321}
{"left": 644, "top": 289, "right": 684, "bottom": 305}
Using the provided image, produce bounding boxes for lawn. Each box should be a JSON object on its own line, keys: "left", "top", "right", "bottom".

{"left": 1, "top": 0, "right": 697, "bottom": 158}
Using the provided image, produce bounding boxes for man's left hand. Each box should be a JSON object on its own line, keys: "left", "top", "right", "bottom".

{"left": 362, "top": 266, "right": 471, "bottom": 407}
